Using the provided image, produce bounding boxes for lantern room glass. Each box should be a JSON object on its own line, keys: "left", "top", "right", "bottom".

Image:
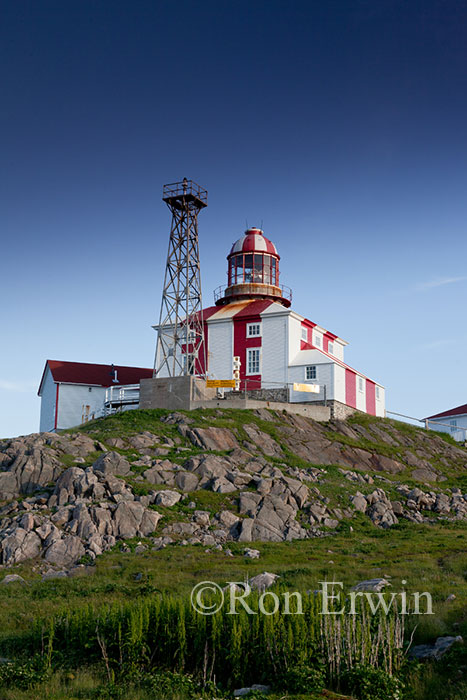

{"left": 228, "top": 254, "right": 278, "bottom": 286}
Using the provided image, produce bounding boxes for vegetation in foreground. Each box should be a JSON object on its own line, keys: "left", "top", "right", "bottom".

{"left": 0, "top": 408, "right": 466, "bottom": 699}
{"left": 0, "top": 515, "right": 465, "bottom": 699}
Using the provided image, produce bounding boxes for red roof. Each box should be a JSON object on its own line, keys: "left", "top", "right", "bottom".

{"left": 38, "top": 360, "right": 154, "bottom": 395}
{"left": 425, "top": 404, "right": 467, "bottom": 420}
{"left": 229, "top": 228, "right": 279, "bottom": 257}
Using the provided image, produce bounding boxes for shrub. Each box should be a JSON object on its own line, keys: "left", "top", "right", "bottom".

{"left": 340, "top": 664, "right": 404, "bottom": 700}
{"left": 279, "top": 662, "right": 325, "bottom": 693}
{"left": 0, "top": 655, "right": 49, "bottom": 689}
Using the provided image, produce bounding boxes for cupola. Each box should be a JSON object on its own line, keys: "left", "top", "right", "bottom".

{"left": 214, "top": 228, "right": 292, "bottom": 307}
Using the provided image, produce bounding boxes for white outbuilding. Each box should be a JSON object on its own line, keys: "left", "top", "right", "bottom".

{"left": 38, "top": 360, "right": 153, "bottom": 432}
{"left": 425, "top": 404, "right": 467, "bottom": 442}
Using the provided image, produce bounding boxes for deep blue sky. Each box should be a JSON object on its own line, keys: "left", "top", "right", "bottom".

{"left": 1, "top": 0, "right": 467, "bottom": 437}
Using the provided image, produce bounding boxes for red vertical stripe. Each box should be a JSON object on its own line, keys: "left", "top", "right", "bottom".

{"left": 366, "top": 379, "right": 376, "bottom": 415}
{"left": 232, "top": 302, "right": 270, "bottom": 390}
{"left": 233, "top": 318, "right": 262, "bottom": 390}
{"left": 345, "top": 369, "right": 357, "bottom": 408}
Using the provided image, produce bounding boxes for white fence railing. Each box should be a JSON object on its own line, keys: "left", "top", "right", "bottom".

{"left": 99, "top": 384, "right": 141, "bottom": 417}
{"left": 386, "top": 410, "right": 467, "bottom": 443}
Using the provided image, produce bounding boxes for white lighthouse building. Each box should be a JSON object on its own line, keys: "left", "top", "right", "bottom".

{"left": 154, "top": 227, "right": 385, "bottom": 418}
{"left": 38, "top": 226, "right": 385, "bottom": 430}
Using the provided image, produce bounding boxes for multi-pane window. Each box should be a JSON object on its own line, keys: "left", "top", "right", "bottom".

{"left": 328, "top": 342, "right": 334, "bottom": 354}
{"left": 228, "top": 254, "right": 278, "bottom": 286}
{"left": 247, "top": 348, "right": 261, "bottom": 374}
{"left": 376, "top": 386, "right": 380, "bottom": 399}
{"left": 301, "top": 326, "right": 308, "bottom": 341}
{"left": 314, "top": 335, "right": 322, "bottom": 348}
{"left": 305, "top": 365, "right": 317, "bottom": 380}
{"left": 247, "top": 323, "right": 261, "bottom": 337}
{"left": 358, "top": 377, "right": 364, "bottom": 392}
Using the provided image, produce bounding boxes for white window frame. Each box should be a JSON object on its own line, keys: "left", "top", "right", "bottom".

{"left": 314, "top": 334, "right": 322, "bottom": 348}
{"left": 328, "top": 342, "right": 334, "bottom": 355}
{"left": 376, "top": 386, "right": 380, "bottom": 399}
{"left": 246, "top": 347, "right": 261, "bottom": 375}
{"left": 305, "top": 365, "right": 317, "bottom": 380}
{"left": 301, "top": 326, "right": 308, "bottom": 341}
{"left": 358, "top": 377, "right": 364, "bottom": 392}
{"left": 247, "top": 322, "right": 261, "bottom": 338}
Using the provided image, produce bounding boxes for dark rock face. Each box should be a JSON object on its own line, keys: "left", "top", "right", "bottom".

{"left": 185, "top": 426, "right": 239, "bottom": 451}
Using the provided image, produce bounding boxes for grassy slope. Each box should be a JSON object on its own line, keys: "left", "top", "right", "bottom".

{"left": 0, "top": 408, "right": 466, "bottom": 699}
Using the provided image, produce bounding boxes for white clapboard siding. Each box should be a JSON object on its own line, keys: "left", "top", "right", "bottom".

{"left": 261, "top": 314, "right": 288, "bottom": 388}
{"left": 208, "top": 320, "right": 234, "bottom": 380}
{"left": 39, "top": 366, "right": 57, "bottom": 433}
{"left": 57, "top": 385, "right": 106, "bottom": 430}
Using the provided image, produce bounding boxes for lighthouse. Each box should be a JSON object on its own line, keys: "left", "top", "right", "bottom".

{"left": 149, "top": 224, "right": 386, "bottom": 419}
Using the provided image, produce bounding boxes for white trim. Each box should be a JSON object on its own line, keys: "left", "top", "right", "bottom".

{"left": 247, "top": 322, "right": 262, "bottom": 338}
{"left": 246, "top": 347, "right": 261, "bottom": 375}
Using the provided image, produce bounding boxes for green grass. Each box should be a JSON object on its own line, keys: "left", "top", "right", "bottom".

{"left": 1, "top": 517, "right": 465, "bottom": 640}
{"left": 3, "top": 408, "right": 467, "bottom": 698}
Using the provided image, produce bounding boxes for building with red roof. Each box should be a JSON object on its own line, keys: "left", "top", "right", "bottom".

{"left": 424, "top": 404, "right": 467, "bottom": 442}
{"left": 38, "top": 360, "right": 153, "bottom": 432}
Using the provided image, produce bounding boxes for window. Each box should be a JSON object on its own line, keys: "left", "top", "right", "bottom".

{"left": 88, "top": 387, "right": 92, "bottom": 392}
{"left": 358, "top": 377, "right": 364, "bottom": 392}
{"left": 450, "top": 420, "right": 457, "bottom": 434}
{"left": 247, "top": 323, "right": 261, "bottom": 337}
{"left": 230, "top": 253, "right": 279, "bottom": 286}
{"left": 328, "top": 342, "right": 334, "bottom": 355}
{"left": 376, "top": 386, "right": 380, "bottom": 399}
{"left": 244, "top": 254, "right": 253, "bottom": 282}
{"left": 301, "top": 326, "right": 308, "bottom": 341}
{"left": 305, "top": 365, "right": 317, "bottom": 380}
{"left": 314, "top": 334, "right": 321, "bottom": 348}
{"left": 247, "top": 348, "right": 261, "bottom": 374}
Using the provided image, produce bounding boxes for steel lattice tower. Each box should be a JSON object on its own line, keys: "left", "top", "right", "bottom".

{"left": 154, "top": 179, "right": 208, "bottom": 378}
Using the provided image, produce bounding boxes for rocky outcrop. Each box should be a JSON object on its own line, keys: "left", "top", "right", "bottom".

{"left": 0, "top": 435, "right": 63, "bottom": 500}
{"left": 410, "top": 635, "right": 463, "bottom": 660}
{"left": 184, "top": 426, "right": 239, "bottom": 451}
{"left": 0, "top": 410, "right": 466, "bottom": 570}
{"left": 92, "top": 451, "right": 131, "bottom": 476}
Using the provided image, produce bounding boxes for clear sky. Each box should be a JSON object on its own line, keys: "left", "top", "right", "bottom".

{"left": 1, "top": 0, "right": 467, "bottom": 438}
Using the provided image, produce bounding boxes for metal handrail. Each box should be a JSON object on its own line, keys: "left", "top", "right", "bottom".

{"left": 104, "top": 384, "right": 140, "bottom": 404}
{"left": 163, "top": 180, "right": 208, "bottom": 204}
{"left": 214, "top": 283, "right": 293, "bottom": 303}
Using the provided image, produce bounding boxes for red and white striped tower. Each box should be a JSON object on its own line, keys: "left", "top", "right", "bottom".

{"left": 215, "top": 227, "right": 292, "bottom": 307}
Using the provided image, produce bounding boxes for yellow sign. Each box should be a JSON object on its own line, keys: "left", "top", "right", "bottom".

{"left": 206, "top": 379, "right": 237, "bottom": 388}
{"left": 293, "top": 382, "right": 320, "bottom": 393}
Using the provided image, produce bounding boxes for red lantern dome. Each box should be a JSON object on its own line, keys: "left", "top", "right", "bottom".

{"left": 229, "top": 228, "right": 279, "bottom": 257}
{"left": 215, "top": 228, "right": 292, "bottom": 307}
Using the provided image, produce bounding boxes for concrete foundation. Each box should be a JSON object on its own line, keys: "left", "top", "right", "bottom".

{"left": 139, "top": 377, "right": 357, "bottom": 422}
{"left": 139, "top": 376, "right": 217, "bottom": 411}
{"left": 195, "top": 398, "right": 331, "bottom": 421}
